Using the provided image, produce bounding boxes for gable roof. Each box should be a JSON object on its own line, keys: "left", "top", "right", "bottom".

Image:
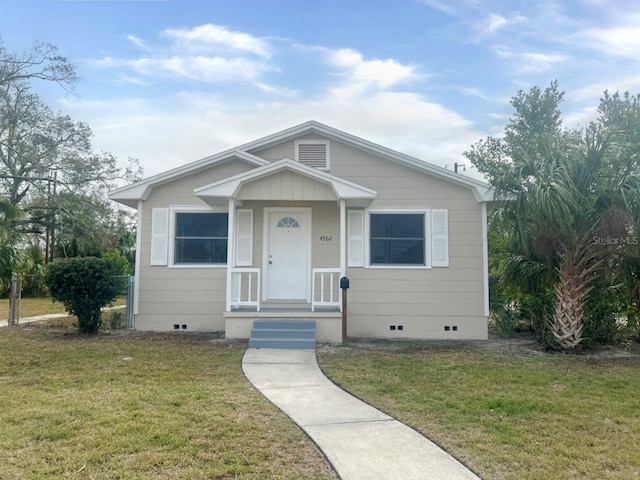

{"left": 109, "top": 120, "right": 493, "bottom": 208}
{"left": 194, "top": 158, "right": 377, "bottom": 207}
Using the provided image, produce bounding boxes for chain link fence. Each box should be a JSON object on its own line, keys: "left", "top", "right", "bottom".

{"left": 2, "top": 274, "right": 134, "bottom": 329}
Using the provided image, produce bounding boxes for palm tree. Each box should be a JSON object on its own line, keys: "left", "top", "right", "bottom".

{"left": 467, "top": 83, "right": 640, "bottom": 350}
{"left": 497, "top": 128, "right": 639, "bottom": 349}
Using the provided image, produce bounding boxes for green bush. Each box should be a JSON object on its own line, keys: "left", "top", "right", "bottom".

{"left": 492, "top": 302, "right": 521, "bottom": 338}
{"left": 45, "top": 257, "right": 123, "bottom": 334}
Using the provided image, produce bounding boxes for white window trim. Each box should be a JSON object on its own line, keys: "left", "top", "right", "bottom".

{"left": 365, "top": 208, "right": 432, "bottom": 269}
{"left": 295, "top": 139, "right": 330, "bottom": 171}
{"left": 168, "top": 205, "right": 229, "bottom": 268}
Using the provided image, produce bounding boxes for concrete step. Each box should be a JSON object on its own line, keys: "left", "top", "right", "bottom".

{"left": 252, "top": 319, "right": 315, "bottom": 331}
{"left": 250, "top": 328, "right": 315, "bottom": 339}
{"left": 249, "top": 319, "right": 316, "bottom": 349}
{"left": 248, "top": 338, "right": 316, "bottom": 349}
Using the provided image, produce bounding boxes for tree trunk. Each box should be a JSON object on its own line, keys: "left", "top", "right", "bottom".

{"left": 551, "top": 246, "right": 598, "bottom": 350}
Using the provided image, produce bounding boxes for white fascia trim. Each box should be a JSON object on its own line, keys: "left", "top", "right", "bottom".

{"left": 108, "top": 150, "right": 269, "bottom": 206}
{"left": 194, "top": 158, "right": 377, "bottom": 203}
{"left": 304, "top": 123, "right": 494, "bottom": 201}
{"left": 109, "top": 120, "right": 493, "bottom": 205}
{"left": 253, "top": 121, "right": 494, "bottom": 203}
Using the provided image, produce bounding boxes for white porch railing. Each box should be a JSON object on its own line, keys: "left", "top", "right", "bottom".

{"left": 230, "top": 268, "right": 261, "bottom": 311}
{"left": 312, "top": 268, "right": 341, "bottom": 312}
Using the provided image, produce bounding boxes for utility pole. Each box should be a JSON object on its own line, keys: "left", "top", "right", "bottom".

{"left": 44, "top": 170, "right": 58, "bottom": 264}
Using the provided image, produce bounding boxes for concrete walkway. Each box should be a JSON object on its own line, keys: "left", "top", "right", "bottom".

{"left": 242, "top": 348, "right": 481, "bottom": 480}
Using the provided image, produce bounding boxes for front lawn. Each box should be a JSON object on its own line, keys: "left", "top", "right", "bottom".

{"left": 318, "top": 339, "right": 640, "bottom": 480}
{"left": 4, "top": 322, "right": 639, "bottom": 480}
{"left": 0, "top": 325, "right": 335, "bottom": 479}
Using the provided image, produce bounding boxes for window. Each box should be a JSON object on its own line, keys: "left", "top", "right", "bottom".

{"left": 370, "top": 213, "right": 425, "bottom": 265}
{"left": 174, "top": 212, "right": 228, "bottom": 264}
{"left": 277, "top": 217, "right": 299, "bottom": 228}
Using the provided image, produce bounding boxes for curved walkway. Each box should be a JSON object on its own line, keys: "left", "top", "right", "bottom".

{"left": 242, "top": 348, "right": 481, "bottom": 480}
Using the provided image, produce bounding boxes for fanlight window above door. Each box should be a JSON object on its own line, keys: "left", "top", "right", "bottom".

{"left": 277, "top": 217, "right": 299, "bottom": 228}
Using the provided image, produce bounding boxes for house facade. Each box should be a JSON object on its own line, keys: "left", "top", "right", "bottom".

{"left": 109, "top": 121, "right": 492, "bottom": 342}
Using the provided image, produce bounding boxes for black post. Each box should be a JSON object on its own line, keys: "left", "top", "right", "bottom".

{"left": 340, "top": 277, "right": 349, "bottom": 345}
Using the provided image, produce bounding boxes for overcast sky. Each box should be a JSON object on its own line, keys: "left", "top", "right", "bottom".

{"left": 2, "top": 0, "right": 640, "bottom": 179}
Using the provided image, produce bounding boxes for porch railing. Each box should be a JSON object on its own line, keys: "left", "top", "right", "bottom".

{"left": 230, "top": 268, "right": 261, "bottom": 311}
{"left": 312, "top": 268, "right": 341, "bottom": 312}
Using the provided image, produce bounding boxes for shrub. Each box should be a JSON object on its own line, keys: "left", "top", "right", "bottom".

{"left": 45, "top": 257, "right": 123, "bottom": 334}
{"left": 492, "top": 302, "right": 521, "bottom": 338}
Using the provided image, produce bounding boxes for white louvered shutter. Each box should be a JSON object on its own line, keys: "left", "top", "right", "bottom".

{"left": 235, "top": 209, "right": 253, "bottom": 266}
{"left": 348, "top": 210, "right": 364, "bottom": 267}
{"left": 431, "top": 209, "right": 449, "bottom": 267}
{"left": 150, "top": 208, "right": 169, "bottom": 266}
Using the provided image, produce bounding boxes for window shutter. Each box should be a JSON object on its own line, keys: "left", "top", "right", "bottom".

{"left": 431, "top": 209, "right": 449, "bottom": 267}
{"left": 150, "top": 208, "right": 169, "bottom": 266}
{"left": 235, "top": 209, "right": 253, "bottom": 266}
{"left": 296, "top": 140, "right": 329, "bottom": 169}
{"left": 348, "top": 210, "right": 364, "bottom": 267}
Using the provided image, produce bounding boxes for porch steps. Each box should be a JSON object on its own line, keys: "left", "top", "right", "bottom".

{"left": 248, "top": 319, "right": 316, "bottom": 349}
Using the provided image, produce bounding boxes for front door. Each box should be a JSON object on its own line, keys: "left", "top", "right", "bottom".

{"left": 264, "top": 208, "right": 311, "bottom": 301}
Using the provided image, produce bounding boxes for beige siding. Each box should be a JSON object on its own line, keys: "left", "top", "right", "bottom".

{"left": 136, "top": 160, "right": 253, "bottom": 332}
{"left": 330, "top": 137, "right": 485, "bottom": 339}
{"left": 134, "top": 135, "right": 487, "bottom": 339}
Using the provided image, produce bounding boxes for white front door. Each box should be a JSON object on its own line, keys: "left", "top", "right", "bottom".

{"left": 264, "top": 208, "right": 311, "bottom": 301}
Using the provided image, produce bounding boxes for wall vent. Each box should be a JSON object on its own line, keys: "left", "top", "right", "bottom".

{"left": 296, "top": 140, "right": 329, "bottom": 170}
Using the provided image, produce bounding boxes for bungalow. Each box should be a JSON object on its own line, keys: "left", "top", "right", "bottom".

{"left": 108, "top": 121, "right": 493, "bottom": 342}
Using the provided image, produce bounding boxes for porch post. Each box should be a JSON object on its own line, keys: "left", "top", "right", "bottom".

{"left": 226, "top": 198, "right": 236, "bottom": 312}
{"left": 339, "top": 199, "right": 346, "bottom": 280}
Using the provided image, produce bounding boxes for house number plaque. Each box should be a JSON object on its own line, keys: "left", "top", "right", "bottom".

{"left": 320, "top": 235, "right": 333, "bottom": 242}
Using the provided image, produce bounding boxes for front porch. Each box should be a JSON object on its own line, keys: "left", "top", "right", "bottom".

{"left": 225, "top": 268, "right": 344, "bottom": 343}
{"left": 190, "top": 158, "right": 375, "bottom": 343}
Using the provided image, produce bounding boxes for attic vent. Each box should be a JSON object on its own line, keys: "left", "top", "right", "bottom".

{"left": 296, "top": 140, "right": 330, "bottom": 170}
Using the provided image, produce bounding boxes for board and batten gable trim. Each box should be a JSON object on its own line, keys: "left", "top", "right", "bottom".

{"left": 150, "top": 208, "right": 169, "bottom": 266}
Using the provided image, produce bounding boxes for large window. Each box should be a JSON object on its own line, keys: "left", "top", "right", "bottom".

{"left": 370, "top": 213, "right": 425, "bottom": 265}
{"left": 174, "top": 212, "right": 228, "bottom": 264}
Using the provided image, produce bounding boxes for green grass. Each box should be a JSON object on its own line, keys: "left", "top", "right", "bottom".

{"left": 317, "top": 340, "right": 640, "bottom": 480}
{"left": 0, "top": 323, "right": 336, "bottom": 479}
{"left": 6, "top": 321, "right": 640, "bottom": 480}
